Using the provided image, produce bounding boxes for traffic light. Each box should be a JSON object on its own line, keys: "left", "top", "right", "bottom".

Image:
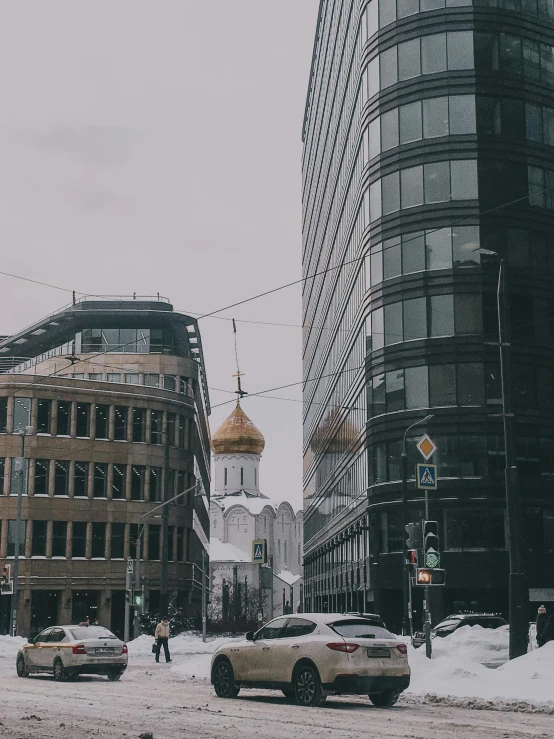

{"left": 405, "top": 522, "right": 423, "bottom": 550}
{"left": 406, "top": 549, "right": 418, "bottom": 567}
{"left": 133, "top": 592, "right": 144, "bottom": 608}
{"left": 1, "top": 564, "right": 12, "bottom": 594}
{"left": 423, "top": 520, "right": 440, "bottom": 568}
{"left": 416, "top": 568, "right": 445, "bottom": 586}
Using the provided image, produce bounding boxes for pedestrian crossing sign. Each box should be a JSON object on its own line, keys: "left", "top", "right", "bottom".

{"left": 416, "top": 463, "right": 437, "bottom": 490}
{"left": 252, "top": 539, "right": 267, "bottom": 565}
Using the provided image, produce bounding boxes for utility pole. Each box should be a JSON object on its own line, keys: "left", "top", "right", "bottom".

{"left": 10, "top": 427, "right": 32, "bottom": 637}
{"left": 497, "top": 260, "right": 527, "bottom": 659}
{"left": 124, "top": 561, "right": 132, "bottom": 643}
{"left": 201, "top": 549, "right": 207, "bottom": 643}
{"left": 159, "top": 431, "right": 170, "bottom": 617}
{"left": 401, "top": 415, "right": 433, "bottom": 636}
{"left": 423, "top": 491, "right": 432, "bottom": 660}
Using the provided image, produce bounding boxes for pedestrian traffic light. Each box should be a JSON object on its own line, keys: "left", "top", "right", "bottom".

{"left": 416, "top": 568, "right": 445, "bottom": 586}
{"left": 405, "top": 522, "right": 423, "bottom": 550}
{"left": 423, "top": 520, "right": 440, "bottom": 568}
{"left": 133, "top": 592, "right": 144, "bottom": 608}
{"left": 406, "top": 549, "right": 418, "bottom": 567}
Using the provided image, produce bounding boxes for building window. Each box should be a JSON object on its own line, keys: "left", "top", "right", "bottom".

{"left": 36, "top": 400, "right": 51, "bottom": 434}
{"left": 76, "top": 403, "right": 90, "bottom": 438}
{"left": 150, "top": 410, "right": 163, "bottom": 445}
{"left": 168, "top": 527, "right": 175, "bottom": 562}
{"left": 284, "top": 541, "right": 288, "bottom": 565}
{"left": 445, "top": 508, "right": 505, "bottom": 550}
{"left": 112, "top": 465, "right": 126, "bottom": 499}
{"left": 13, "top": 397, "right": 31, "bottom": 432}
{"left": 178, "top": 415, "right": 188, "bottom": 449}
{"left": 72, "top": 522, "right": 87, "bottom": 558}
{"left": 95, "top": 405, "right": 109, "bottom": 440}
{"left": 74, "top": 462, "right": 89, "bottom": 497}
{"left": 111, "top": 523, "right": 125, "bottom": 559}
{"left": 31, "top": 520, "right": 47, "bottom": 556}
{"left": 54, "top": 461, "right": 69, "bottom": 496}
{"left": 167, "top": 413, "right": 176, "bottom": 446}
{"left": 224, "top": 467, "right": 228, "bottom": 486}
{"left": 177, "top": 528, "right": 184, "bottom": 561}
{"left": 132, "top": 408, "right": 146, "bottom": 443}
{"left": 176, "top": 471, "right": 186, "bottom": 506}
{"left": 34, "top": 459, "right": 50, "bottom": 495}
{"left": 93, "top": 463, "right": 108, "bottom": 498}
{"left": 107, "top": 373, "right": 121, "bottom": 383}
{"left": 164, "top": 375, "right": 177, "bottom": 391}
{"left": 240, "top": 467, "right": 244, "bottom": 486}
{"left": 7, "top": 520, "right": 25, "bottom": 557}
{"left": 254, "top": 468, "right": 257, "bottom": 487}
{"left": 148, "top": 525, "right": 160, "bottom": 561}
{"left": 149, "top": 467, "right": 162, "bottom": 502}
{"left": 0, "top": 397, "right": 7, "bottom": 433}
{"left": 131, "top": 466, "right": 145, "bottom": 501}
{"left": 114, "top": 406, "right": 128, "bottom": 441}
{"left": 143, "top": 373, "right": 160, "bottom": 388}
{"left": 52, "top": 521, "right": 67, "bottom": 557}
{"left": 91, "top": 522, "right": 106, "bottom": 558}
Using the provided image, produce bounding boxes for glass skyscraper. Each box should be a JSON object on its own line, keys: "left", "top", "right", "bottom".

{"left": 302, "top": 0, "right": 554, "bottom": 630}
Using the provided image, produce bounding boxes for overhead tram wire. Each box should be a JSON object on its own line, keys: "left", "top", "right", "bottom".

{"left": 191, "top": 185, "right": 554, "bottom": 322}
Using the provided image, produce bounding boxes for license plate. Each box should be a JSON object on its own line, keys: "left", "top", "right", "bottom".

{"left": 95, "top": 648, "right": 114, "bottom": 653}
{"left": 367, "top": 647, "right": 390, "bottom": 658}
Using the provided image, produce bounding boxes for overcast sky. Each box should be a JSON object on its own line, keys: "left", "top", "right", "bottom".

{"left": 0, "top": 1, "right": 319, "bottom": 508}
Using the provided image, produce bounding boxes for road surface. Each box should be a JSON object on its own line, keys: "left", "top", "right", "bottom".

{"left": 0, "top": 664, "right": 551, "bottom": 739}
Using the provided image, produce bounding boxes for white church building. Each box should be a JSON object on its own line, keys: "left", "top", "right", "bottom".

{"left": 210, "top": 401, "right": 303, "bottom": 622}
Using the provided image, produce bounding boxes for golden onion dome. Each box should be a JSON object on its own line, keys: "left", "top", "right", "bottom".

{"left": 211, "top": 402, "right": 265, "bottom": 455}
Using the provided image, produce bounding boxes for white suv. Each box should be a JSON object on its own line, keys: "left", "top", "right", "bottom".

{"left": 211, "top": 614, "right": 410, "bottom": 707}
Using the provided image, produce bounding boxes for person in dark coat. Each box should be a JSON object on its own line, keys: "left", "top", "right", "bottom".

{"left": 536, "top": 605, "right": 548, "bottom": 647}
{"left": 540, "top": 614, "right": 554, "bottom": 646}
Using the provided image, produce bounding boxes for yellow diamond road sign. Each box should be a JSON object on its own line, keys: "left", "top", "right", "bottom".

{"left": 417, "top": 434, "right": 436, "bottom": 461}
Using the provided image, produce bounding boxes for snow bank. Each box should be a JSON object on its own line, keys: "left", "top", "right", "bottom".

{"left": 406, "top": 626, "right": 554, "bottom": 710}
{"left": 0, "top": 635, "right": 27, "bottom": 658}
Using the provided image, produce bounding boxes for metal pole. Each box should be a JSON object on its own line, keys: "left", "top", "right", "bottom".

{"left": 423, "top": 490, "right": 432, "bottom": 659}
{"left": 401, "top": 450, "right": 409, "bottom": 636}
{"left": 201, "top": 550, "right": 207, "bottom": 643}
{"left": 124, "top": 564, "right": 131, "bottom": 643}
{"left": 133, "top": 536, "right": 142, "bottom": 639}
{"left": 497, "top": 260, "right": 527, "bottom": 659}
{"left": 268, "top": 556, "right": 274, "bottom": 620}
{"left": 159, "top": 431, "right": 170, "bottom": 617}
{"left": 10, "top": 433, "right": 28, "bottom": 637}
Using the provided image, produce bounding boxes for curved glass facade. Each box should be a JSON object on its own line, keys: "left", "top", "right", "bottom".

{"left": 302, "top": 0, "right": 554, "bottom": 629}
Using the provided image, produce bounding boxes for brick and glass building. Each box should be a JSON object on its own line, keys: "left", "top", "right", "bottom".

{"left": 302, "top": 0, "right": 554, "bottom": 630}
{"left": 0, "top": 297, "right": 210, "bottom": 638}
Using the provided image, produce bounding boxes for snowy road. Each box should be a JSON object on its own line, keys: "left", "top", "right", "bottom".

{"left": 1, "top": 665, "right": 553, "bottom": 739}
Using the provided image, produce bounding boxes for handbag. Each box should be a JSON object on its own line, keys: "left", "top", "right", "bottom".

{"left": 152, "top": 640, "right": 157, "bottom": 654}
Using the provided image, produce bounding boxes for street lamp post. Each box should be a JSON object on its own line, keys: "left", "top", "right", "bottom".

{"left": 497, "top": 260, "right": 527, "bottom": 659}
{"left": 401, "top": 415, "right": 434, "bottom": 636}
{"left": 10, "top": 425, "right": 33, "bottom": 637}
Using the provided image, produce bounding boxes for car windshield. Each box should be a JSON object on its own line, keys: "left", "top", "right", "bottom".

{"left": 328, "top": 619, "right": 394, "bottom": 639}
{"left": 434, "top": 620, "right": 460, "bottom": 630}
{"left": 69, "top": 627, "right": 116, "bottom": 640}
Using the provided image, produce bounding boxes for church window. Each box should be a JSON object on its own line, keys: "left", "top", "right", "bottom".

{"left": 224, "top": 468, "right": 227, "bottom": 486}
{"left": 240, "top": 467, "right": 244, "bottom": 486}
{"left": 264, "top": 517, "right": 267, "bottom": 532}
{"left": 254, "top": 468, "right": 257, "bottom": 487}
{"left": 278, "top": 539, "right": 281, "bottom": 557}
{"left": 284, "top": 542, "right": 288, "bottom": 565}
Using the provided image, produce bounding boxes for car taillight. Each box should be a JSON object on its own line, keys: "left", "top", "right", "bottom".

{"left": 396, "top": 644, "right": 408, "bottom": 655}
{"left": 122, "top": 644, "right": 128, "bottom": 654}
{"left": 72, "top": 644, "right": 87, "bottom": 655}
{"left": 326, "top": 642, "right": 359, "bottom": 653}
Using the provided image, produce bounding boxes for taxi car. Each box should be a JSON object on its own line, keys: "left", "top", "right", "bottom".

{"left": 16, "top": 625, "right": 128, "bottom": 681}
{"left": 211, "top": 613, "right": 410, "bottom": 707}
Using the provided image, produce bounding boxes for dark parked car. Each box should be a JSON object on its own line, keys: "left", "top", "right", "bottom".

{"left": 413, "top": 613, "right": 507, "bottom": 648}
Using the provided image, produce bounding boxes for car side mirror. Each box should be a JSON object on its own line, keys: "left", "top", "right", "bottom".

{"left": 245, "top": 631, "right": 255, "bottom": 642}
{"left": 27, "top": 638, "right": 33, "bottom": 644}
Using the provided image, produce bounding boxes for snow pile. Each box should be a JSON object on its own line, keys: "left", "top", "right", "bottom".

{"left": 127, "top": 632, "right": 242, "bottom": 681}
{"left": 0, "top": 634, "right": 27, "bottom": 658}
{"left": 407, "top": 626, "right": 554, "bottom": 709}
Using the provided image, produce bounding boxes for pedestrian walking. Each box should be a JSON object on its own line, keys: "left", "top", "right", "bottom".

{"left": 154, "top": 617, "right": 171, "bottom": 663}
{"left": 539, "top": 613, "right": 554, "bottom": 647}
{"left": 536, "top": 605, "right": 548, "bottom": 647}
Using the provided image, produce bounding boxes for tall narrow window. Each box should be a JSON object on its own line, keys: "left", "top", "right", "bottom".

{"left": 112, "top": 465, "right": 126, "bottom": 499}
{"left": 148, "top": 525, "right": 160, "bottom": 561}
{"left": 56, "top": 401, "right": 71, "bottom": 436}
{"left": 31, "top": 521, "right": 48, "bottom": 557}
{"left": 52, "top": 521, "right": 67, "bottom": 557}
{"left": 132, "top": 408, "right": 146, "bottom": 443}
{"left": 91, "top": 522, "right": 106, "bottom": 558}
{"left": 131, "top": 466, "right": 145, "bottom": 500}
{"left": 13, "top": 397, "right": 31, "bottom": 432}
{"left": 111, "top": 523, "right": 125, "bottom": 559}
{"left": 114, "top": 406, "right": 128, "bottom": 441}
{"left": 54, "top": 461, "right": 69, "bottom": 496}
{"left": 240, "top": 467, "right": 244, "bottom": 486}
{"left": 95, "top": 405, "right": 109, "bottom": 440}
{"left": 93, "top": 463, "right": 108, "bottom": 498}
{"left": 72, "top": 522, "right": 87, "bottom": 558}
{"left": 150, "top": 410, "right": 163, "bottom": 445}
{"left": 37, "top": 400, "right": 52, "bottom": 434}
{"left": 224, "top": 468, "right": 228, "bottom": 486}
{"left": 149, "top": 467, "right": 162, "bottom": 502}
{"left": 76, "top": 403, "right": 91, "bottom": 438}
{"left": 34, "top": 459, "right": 50, "bottom": 495}
{"left": 74, "top": 462, "right": 89, "bottom": 497}
{"left": 7, "top": 520, "right": 26, "bottom": 556}
{"left": 167, "top": 413, "right": 176, "bottom": 446}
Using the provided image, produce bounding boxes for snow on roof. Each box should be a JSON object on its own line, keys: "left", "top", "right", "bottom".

{"left": 275, "top": 570, "right": 302, "bottom": 586}
{"left": 212, "top": 490, "right": 302, "bottom": 516}
{"left": 210, "top": 537, "right": 250, "bottom": 563}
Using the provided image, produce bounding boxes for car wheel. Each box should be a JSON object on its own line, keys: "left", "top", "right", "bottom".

{"left": 293, "top": 665, "right": 324, "bottom": 707}
{"left": 16, "top": 655, "right": 29, "bottom": 678}
{"left": 107, "top": 669, "right": 123, "bottom": 682}
{"left": 369, "top": 690, "right": 400, "bottom": 707}
{"left": 212, "top": 659, "right": 240, "bottom": 698}
{"left": 53, "top": 658, "right": 68, "bottom": 682}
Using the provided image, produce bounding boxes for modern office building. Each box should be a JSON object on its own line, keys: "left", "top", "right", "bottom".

{"left": 0, "top": 297, "right": 210, "bottom": 638}
{"left": 302, "top": 0, "right": 554, "bottom": 630}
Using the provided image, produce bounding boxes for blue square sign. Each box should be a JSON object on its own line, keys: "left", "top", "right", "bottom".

{"left": 416, "top": 463, "right": 437, "bottom": 490}
{"left": 252, "top": 539, "right": 267, "bottom": 564}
